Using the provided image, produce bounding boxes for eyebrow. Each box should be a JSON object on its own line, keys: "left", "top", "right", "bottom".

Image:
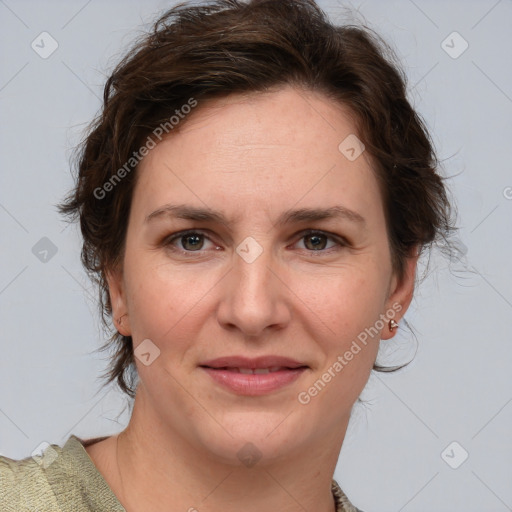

{"left": 145, "top": 203, "right": 366, "bottom": 227}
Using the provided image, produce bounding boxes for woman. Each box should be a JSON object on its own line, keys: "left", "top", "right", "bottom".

{"left": 0, "top": 0, "right": 455, "bottom": 510}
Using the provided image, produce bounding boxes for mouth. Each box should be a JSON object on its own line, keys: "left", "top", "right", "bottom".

{"left": 201, "top": 366, "right": 302, "bottom": 374}
{"left": 199, "top": 356, "right": 309, "bottom": 396}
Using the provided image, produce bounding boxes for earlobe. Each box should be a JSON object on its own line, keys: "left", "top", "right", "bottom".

{"left": 381, "top": 246, "right": 420, "bottom": 340}
{"left": 115, "top": 313, "right": 131, "bottom": 336}
{"left": 105, "top": 267, "right": 131, "bottom": 336}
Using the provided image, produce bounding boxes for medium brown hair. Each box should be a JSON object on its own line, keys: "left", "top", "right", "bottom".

{"left": 59, "top": 0, "right": 456, "bottom": 399}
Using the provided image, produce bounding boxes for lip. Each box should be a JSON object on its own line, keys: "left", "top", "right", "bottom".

{"left": 199, "top": 356, "right": 309, "bottom": 396}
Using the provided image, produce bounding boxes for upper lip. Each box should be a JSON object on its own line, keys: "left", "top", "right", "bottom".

{"left": 200, "top": 356, "right": 308, "bottom": 369}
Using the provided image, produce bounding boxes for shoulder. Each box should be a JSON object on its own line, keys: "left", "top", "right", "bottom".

{"left": 0, "top": 445, "right": 64, "bottom": 511}
{"left": 332, "top": 478, "right": 366, "bottom": 512}
{"left": 0, "top": 435, "right": 125, "bottom": 512}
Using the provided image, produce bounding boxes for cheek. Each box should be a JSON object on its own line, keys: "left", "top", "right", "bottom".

{"left": 309, "top": 268, "right": 387, "bottom": 331}
{"left": 307, "top": 269, "right": 388, "bottom": 388}
{"left": 122, "top": 255, "right": 174, "bottom": 339}
{"left": 123, "top": 254, "right": 215, "bottom": 343}
{"left": 300, "top": 275, "right": 384, "bottom": 411}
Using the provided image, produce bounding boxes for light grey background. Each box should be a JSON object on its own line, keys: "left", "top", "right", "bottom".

{"left": 1, "top": 1, "right": 511, "bottom": 511}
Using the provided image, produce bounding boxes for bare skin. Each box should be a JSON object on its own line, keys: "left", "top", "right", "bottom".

{"left": 85, "top": 85, "right": 418, "bottom": 512}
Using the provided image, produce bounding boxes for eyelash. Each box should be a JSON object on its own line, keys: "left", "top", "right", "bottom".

{"left": 162, "top": 229, "right": 348, "bottom": 258}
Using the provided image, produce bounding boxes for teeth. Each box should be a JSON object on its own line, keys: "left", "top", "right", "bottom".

{"left": 234, "top": 367, "right": 285, "bottom": 374}
{"left": 253, "top": 368, "right": 270, "bottom": 374}
{"left": 209, "top": 366, "right": 294, "bottom": 373}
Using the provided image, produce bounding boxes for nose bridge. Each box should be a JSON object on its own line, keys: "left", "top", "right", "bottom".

{"left": 218, "top": 233, "right": 288, "bottom": 336}
{"left": 234, "top": 234, "right": 275, "bottom": 304}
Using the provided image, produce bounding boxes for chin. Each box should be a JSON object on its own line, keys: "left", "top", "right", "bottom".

{"left": 191, "top": 411, "right": 310, "bottom": 467}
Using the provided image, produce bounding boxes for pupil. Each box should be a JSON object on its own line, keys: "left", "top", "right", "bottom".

{"left": 307, "top": 234, "right": 325, "bottom": 250}
{"left": 184, "top": 234, "right": 202, "bottom": 250}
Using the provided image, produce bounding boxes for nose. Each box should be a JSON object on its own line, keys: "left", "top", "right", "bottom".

{"left": 216, "top": 240, "right": 291, "bottom": 338}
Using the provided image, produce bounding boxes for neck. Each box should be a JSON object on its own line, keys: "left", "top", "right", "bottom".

{"left": 112, "top": 387, "right": 348, "bottom": 512}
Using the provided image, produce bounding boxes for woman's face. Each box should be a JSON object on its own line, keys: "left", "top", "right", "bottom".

{"left": 108, "top": 85, "right": 417, "bottom": 465}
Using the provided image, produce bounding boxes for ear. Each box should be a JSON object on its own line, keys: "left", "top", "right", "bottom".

{"left": 106, "top": 266, "right": 132, "bottom": 337}
{"left": 380, "top": 245, "right": 420, "bottom": 341}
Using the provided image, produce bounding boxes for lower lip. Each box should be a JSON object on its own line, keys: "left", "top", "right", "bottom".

{"left": 201, "top": 367, "right": 307, "bottom": 396}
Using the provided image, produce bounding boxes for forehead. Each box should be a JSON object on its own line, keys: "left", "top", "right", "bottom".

{"left": 133, "top": 86, "right": 384, "bottom": 227}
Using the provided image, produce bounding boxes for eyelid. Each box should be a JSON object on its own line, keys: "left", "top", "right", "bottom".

{"left": 162, "top": 228, "right": 348, "bottom": 256}
{"left": 299, "top": 229, "right": 348, "bottom": 246}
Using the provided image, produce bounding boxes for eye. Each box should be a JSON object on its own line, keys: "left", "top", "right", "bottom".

{"left": 163, "top": 230, "right": 219, "bottom": 256}
{"left": 293, "top": 230, "right": 346, "bottom": 254}
{"left": 162, "top": 229, "right": 347, "bottom": 258}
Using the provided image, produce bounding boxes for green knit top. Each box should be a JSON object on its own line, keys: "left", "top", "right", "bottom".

{"left": 0, "top": 435, "right": 363, "bottom": 511}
